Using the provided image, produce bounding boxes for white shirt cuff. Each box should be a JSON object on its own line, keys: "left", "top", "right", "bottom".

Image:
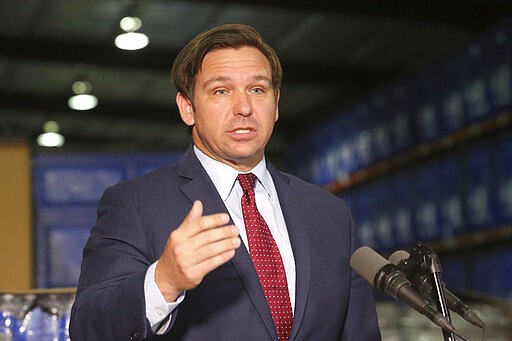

{"left": 144, "top": 261, "right": 185, "bottom": 333}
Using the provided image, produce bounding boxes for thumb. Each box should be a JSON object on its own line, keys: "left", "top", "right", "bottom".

{"left": 186, "top": 200, "right": 203, "bottom": 222}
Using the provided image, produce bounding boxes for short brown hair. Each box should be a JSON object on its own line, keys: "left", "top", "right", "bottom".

{"left": 171, "top": 24, "right": 282, "bottom": 101}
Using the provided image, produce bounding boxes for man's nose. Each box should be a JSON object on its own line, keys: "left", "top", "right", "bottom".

{"left": 233, "top": 91, "right": 252, "bottom": 116}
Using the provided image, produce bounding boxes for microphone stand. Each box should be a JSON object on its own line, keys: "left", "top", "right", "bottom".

{"left": 397, "top": 242, "right": 456, "bottom": 341}
{"left": 419, "top": 244, "right": 455, "bottom": 341}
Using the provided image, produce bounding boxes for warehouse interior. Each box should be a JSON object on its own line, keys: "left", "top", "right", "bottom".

{"left": 1, "top": 1, "right": 512, "bottom": 339}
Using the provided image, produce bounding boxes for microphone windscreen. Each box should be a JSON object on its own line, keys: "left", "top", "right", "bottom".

{"left": 389, "top": 250, "right": 410, "bottom": 265}
{"left": 350, "top": 246, "right": 390, "bottom": 285}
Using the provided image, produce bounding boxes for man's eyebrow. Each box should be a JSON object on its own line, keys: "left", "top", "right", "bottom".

{"left": 252, "top": 75, "right": 272, "bottom": 84}
{"left": 203, "top": 75, "right": 272, "bottom": 89}
{"left": 203, "top": 76, "right": 231, "bottom": 89}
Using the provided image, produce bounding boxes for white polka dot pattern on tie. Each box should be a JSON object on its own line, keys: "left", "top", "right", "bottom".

{"left": 237, "top": 173, "right": 293, "bottom": 341}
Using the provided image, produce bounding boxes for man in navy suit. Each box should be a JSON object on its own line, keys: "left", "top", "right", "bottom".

{"left": 70, "top": 23, "right": 381, "bottom": 340}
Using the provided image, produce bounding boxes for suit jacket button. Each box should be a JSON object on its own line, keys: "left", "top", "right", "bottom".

{"left": 130, "top": 331, "right": 140, "bottom": 340}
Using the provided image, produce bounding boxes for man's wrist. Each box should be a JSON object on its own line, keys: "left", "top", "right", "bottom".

{"left": 155, "top": 261, "right": 181, "bottom": 302}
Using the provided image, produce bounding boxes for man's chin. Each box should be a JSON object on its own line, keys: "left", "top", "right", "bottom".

{"left": 224, "top": 151, "right": 264, "bottom": 170}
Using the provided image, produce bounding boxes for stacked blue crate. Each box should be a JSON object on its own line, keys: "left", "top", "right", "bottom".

{"left": 369, "top": 93, "right": 393, "bottom": 162}
{"left": 285, "top": 19, "right": 512, "bottom": 276}
{"left": 321, "top": 120, "right": 345, "bottom": 185}
{"left": 351, "top": 189, "right": 378, "bottom": 249}
{"left": 440, "top": 55, "right": 467, "bottom": 135}
{"left": 353, "top": 102, "right": 375, "bottom": 169}
{"left": 33, "top": 152, "right": 181, "bottom": 288}
{"left": 331, "top": 112, "right": 359, "bottom": 179}
{"left": 372, "top": 181, "right": 395, "bottom": 250}
{"left": 437, "top": 157, "right": 466, "bottom": 239}
{"left": 487, "top": 18, "right": 512, "bottom": 115}
{"left": 440, "top": 256, "right": 468, "bottom": 293}
{"left": 411, "top": 65, "right": 443, "bottom": 144}
{"left": 496, "top": 134, "right": 512, "bottom": 226}
{"left": 387, "top": 81, "right": 414, "bottom": 154}
{"left": 501, "top": 249, "right": 512, "bottom": 301}
{"left": 414, "top": 162, "right": 442, "bottom": 243}
{"left": 308, "top": 128, "right": 330, "bottom": 186}
{"left": 286, "top": 130, "right": 315, "bottom": 182}
{"left": 33, "top": 156, "right": 126, "bottom": 288}
{"left": 464, "top": 145, "right": 497, "bottom": 232}
{"left": 473, "top": 249, "right": 512, "bottom": 299}
{"left": 462, "top": 40, "right": 492, "bottom": 124}
{"left": 389, "top": 173, "right": 415, "bottom": 250}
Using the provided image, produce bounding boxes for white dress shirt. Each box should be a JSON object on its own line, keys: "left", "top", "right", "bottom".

{"left": 144, "top": 147, "right": 296, "bottom": 331}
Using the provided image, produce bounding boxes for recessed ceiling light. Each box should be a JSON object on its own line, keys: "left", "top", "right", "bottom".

{"left": 68, "top": 81, "right": 98, "bottom": 110}
{"left": 68, "top": 93, "right": 98, "bottom": 110}
{"left": 37, "top": 120, "right": 65, "bottom": 147}
{"left": 115, "top": 32, "right": 149, "bottom": 51}
{"left": 115, "top": 16, "right": 149, "bottom": 51}
{"left": 120, "top": 16, "right": 142, "bottom": 32}
{"left": 37, "top": 132, "right": 65, "bottom": 147}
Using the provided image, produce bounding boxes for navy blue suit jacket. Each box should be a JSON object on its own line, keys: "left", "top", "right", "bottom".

{"left": 70, "top": 146, "right": 381, "bottom": 340}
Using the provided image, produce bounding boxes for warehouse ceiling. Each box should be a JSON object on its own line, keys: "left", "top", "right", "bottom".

{"left": 0, "top": 0, "right": 511, "bottom": 162}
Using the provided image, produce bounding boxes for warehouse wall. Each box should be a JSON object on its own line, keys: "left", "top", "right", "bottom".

{"left": 0, "top": 142, "right": 32, "bottom": 290}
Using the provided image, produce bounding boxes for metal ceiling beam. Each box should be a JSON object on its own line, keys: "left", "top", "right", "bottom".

{"left": 181, "top": 0, "right": 512, "bottom": 32}
{"left": 0, "top": 90, "right": 179, "bottom": 123}
{"left": 0, "top": 35, "right": 397, "bottom": 86}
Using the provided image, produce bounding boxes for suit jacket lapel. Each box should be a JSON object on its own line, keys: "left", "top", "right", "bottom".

{"left": 268, "top": 165, "right": 312, "bottom": 340}
{"left": 177, "top": 147, "right": 277, "bottom": 340}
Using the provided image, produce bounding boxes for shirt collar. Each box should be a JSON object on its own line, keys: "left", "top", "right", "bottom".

{"left": 193, "top": 145, "right": 272, "bottom": 201}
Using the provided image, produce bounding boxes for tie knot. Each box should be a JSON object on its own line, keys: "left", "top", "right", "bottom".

{"left": 237, "top": 173, "right": 257, "bottom": 192}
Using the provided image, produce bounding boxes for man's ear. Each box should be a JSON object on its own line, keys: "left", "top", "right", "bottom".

{"left": 274, "top": 89, "right": 280, "bottom": 122}
{"left": 176, "top": 92, "right": 195, "bottom": 126}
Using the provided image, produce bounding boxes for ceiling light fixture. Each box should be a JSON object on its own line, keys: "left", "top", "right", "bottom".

{"left": 37, "top": 120, "right": 65, "bottom": 147}
{"left": 68, "top": 81, "right": 98, "bottom": 110}
{"left": 114, "top": 16, "right": 149, "bottom": 51}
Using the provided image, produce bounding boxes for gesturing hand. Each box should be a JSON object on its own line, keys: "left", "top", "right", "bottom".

{"left": 155, "top": 200, "right": 241, "bottom": 302}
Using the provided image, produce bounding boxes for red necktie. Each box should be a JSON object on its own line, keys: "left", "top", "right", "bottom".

{"left": 237, "top": 173, "right": 293, "bottom": 341}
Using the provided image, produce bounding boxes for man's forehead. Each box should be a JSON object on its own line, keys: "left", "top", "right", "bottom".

{"left": 203, "top": 74, "right": 271, "bottom": 84}
{"left": 201, "top": 46, "right": 269, "bottom": 67}
{"left": 198, "top": 49, "right": 271, "bottom": 79}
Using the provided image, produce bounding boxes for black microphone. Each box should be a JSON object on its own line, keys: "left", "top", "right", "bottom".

{"left": 350, "top": 246, "right": 468, "bottom": 340}
{"left": 389, "top": 250, "right": 485, "bottom": 328}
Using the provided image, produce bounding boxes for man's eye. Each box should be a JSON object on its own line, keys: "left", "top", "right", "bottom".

{"left": 252, "top": 87, "right": 264, "bottom": 94}
{"left": 214, "top": 89, "right": 227, "bottom": 95}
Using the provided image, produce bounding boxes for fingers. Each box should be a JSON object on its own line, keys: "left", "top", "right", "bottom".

{"left": 191, "top": 248, "right": 238, "bottom": 278}
{"left": 173, "top": 200, "right": 238, "bottom": 254}
{"left": 156, "top": 200, "right": 241, "bottom": 298}
{"left": 192, "top": 224, "right": 239, "bottom": 249}
{"left": 183, "top": 200, "right": 231, "bottom": 237}
{"left": 187, "top": 199, "right": 203, "bottom": 219}
{"left": 182, "top": 237, "right": 240, "bottom": 285}
{"left": 189, "top": 227, "right": 241, "bottom": 265}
